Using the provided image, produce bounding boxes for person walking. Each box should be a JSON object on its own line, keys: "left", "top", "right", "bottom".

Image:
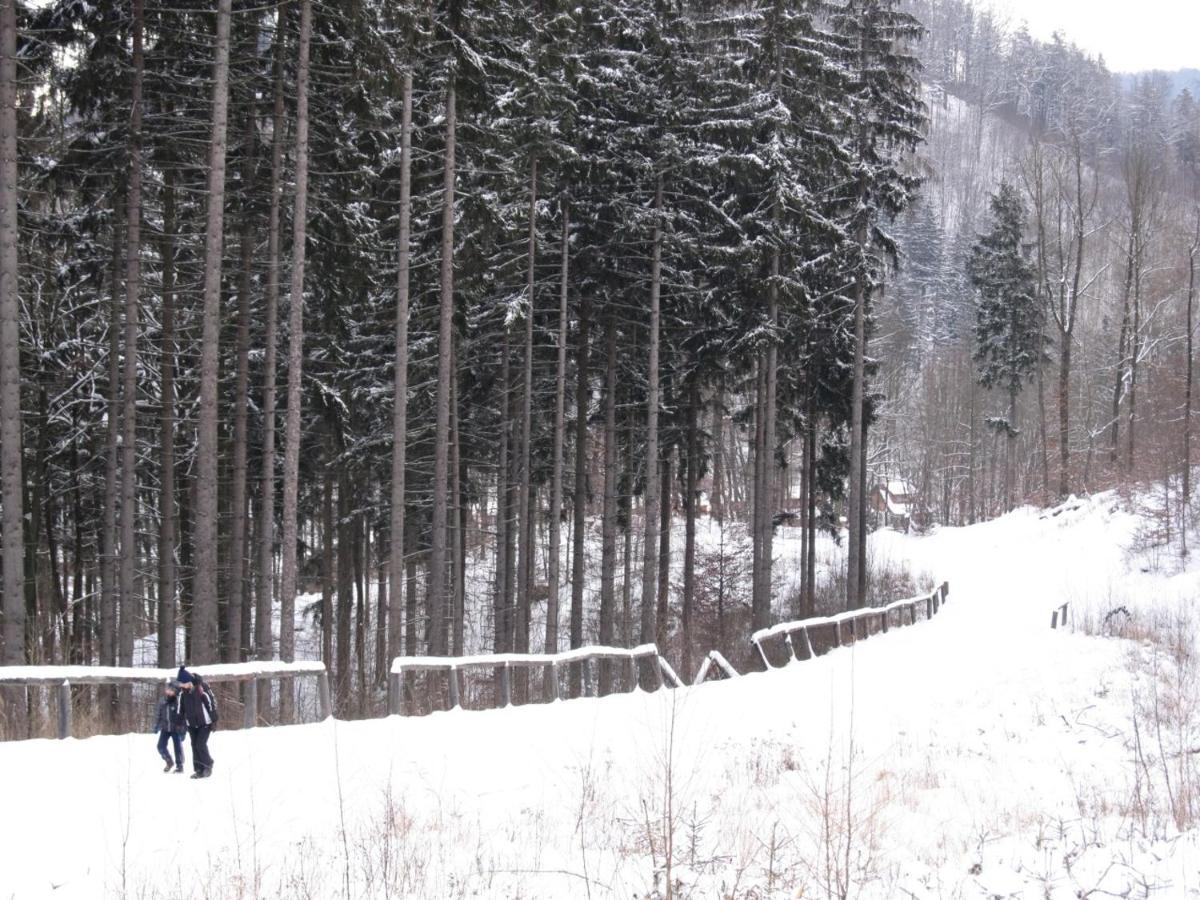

{"left": 176, "top": 666, "right": 218, "bottom": 779}
{"left": 153, "top": 681, "right": 186, "bottom": 773}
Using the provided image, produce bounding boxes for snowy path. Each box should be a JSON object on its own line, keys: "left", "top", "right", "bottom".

{"left": 2, "top": 497, "right": 1198, "bottom": 898}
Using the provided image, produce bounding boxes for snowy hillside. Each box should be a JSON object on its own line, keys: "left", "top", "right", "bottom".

{"left": 3, "top": 492, "right": 1198, "bottom": 899}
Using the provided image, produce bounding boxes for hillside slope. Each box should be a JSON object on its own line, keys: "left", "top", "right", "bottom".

{"left": 3, "top": 494, "right": 1198, "bottom": 899}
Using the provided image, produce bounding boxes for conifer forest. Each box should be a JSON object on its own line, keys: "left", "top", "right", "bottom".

{"left": 0, "top": 0, "right": 1198, "bottom": 734}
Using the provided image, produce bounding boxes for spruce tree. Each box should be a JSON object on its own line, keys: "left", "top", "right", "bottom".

{"left": 967, "top": 182, "right": 1043, "bottom": 511}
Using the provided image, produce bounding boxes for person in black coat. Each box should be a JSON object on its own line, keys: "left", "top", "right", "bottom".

{"left": 153, "top": 682, "right": 186, "bottom": 773}
{"left": 176, "top": 666, "right": 217, "bottom": 779}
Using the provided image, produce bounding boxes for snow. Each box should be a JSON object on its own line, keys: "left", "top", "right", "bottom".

{"left": 391, "top": 642, "right": 664, "bottom": 672}
{"left": 3, "top": 490, "right": 1199, "bottom": 898}
{"left": 750, "top": 589, "right": 937, "bottom": 646}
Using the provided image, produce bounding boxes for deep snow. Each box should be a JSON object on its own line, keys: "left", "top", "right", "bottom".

{"left": 2, "top": 491, "right": 1199, "bottom": 898}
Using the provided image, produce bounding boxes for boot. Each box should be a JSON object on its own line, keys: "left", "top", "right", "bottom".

{"left": 162, "top": 758, "right": 173, "bottom": 773}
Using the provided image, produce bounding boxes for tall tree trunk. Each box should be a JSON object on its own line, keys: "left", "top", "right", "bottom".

{"left": 494, "top": 331, "right": 511, "bottom": 661}
{"left": 711, "top": 386, "right": 724, "bottom": 525}
{"left": 374, "top": 527, "right": 387, "bottom": 688}
{"left": 450, "top": 351, "right": 465, "bottom": 657}
{"left": 336, "top": 472, "right": 352, "bottom": 709}
{"left": 0, "top": 0, "right": 22, "bottom": 682}
{"left": 117, "top": 0, "right": 144, "bottom": 695}
{"left": 278, "top": 0, "right": 312, "bottom": 719}
{"left": 157, "top": 173, "right": 177, "bottom": 667}
{"left": 847, "top": 236, "right": 867, "bottom": 610}
{"left": 192, "top": 0, "right": 234, "bottom": 664}
{"left": 639, "top": 178, "right": 663, "bottom": 681}
{"left": 226, "top": 108, "right": 257, "bottom": 663}
{"left": 387, "top": 70, "right": 412, "bottom": 670}
{"left": 321, "top": 466, "right": 333, "bottom": 666}
{"left": 755, "top": 243, "right": 779, "bottom": 625}
{"left": 798, "top": 398, "right": 809, "bottom": 619}
{"left": 1110, "top": 232, "right": 1135, "bottom": 465}
{"left": 515, "top": 159, "right": 537, "bottom": 675}
{"left": 428, "top": 75, "right": 456, "bottom": 657}
{"left": 805, "top": 405, "right": 817, "bottom": 616}
{"left": 569, "top": 292, "right": 589, "bottom": 697}
{"left": 257, "top": 1, "right": 285, "bottom": 662}
{"left": 656, "top": 453, "right": 671, "bottom": 654}
{"left": 599, "top": 316, "right": 618, "bottom": 695}
{"left": 1127, "top": 233, "right": 1143, "bottom": 474}
{"left": 1183, "top": 211, "right": 1198, "bottom": 553}
{"left": 101, "top": 205, "right": 122, "bottom": 692}
{"left": 544, "top": 199, "right": 568, "bottom": 698}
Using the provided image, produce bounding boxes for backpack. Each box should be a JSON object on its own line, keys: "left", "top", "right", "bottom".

{"left": 199, "top": 679, "right": 219, "bottom": 726}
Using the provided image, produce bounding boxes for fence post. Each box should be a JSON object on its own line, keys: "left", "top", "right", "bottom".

{"left": 654, "top": 652, "right": 665, "bottom": 689}
{"left": 881, "top": 611, "right": 888, "bottom": 634}
{"left": 448, "top": 666, "right": 461, "bottom": 709}
{"left": 926, "top": 594, "right": 933, "bottom": 618}
{"left": 58, "top": 680, "right": 71, "bottom": 740}
{"left": 832, "top": 622, "right": 841, "bottom": 648}
{"left": 1051, "top": 609, "right": 1058, "bottom": 629}
{"left": 1061, "top": 603, "right": 1069, "bottom": 628}
{"left": 941, "top": 581, "right": 950, "bottom": 601}
{"left": 550, "top": 662, "right": 561, "bottom": 701}
{"left": 754, "top": 638, "right": 772, "bottom": 670}
{"left": 317, "top": 670, "right": 332, "bottom": 720}
{"left": 243, "top": 677, "right": 257, "bottom": 729}
{"left": 802, "top": 627, "right": 815, "bottom": 659}
{"left": 784, "top": 631, "right": 797, "bottom": 662}
{"left": 501, "top": 662, "right": 512, "bottom": 707}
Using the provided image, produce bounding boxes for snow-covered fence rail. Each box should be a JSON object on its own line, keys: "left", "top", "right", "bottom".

{"left": 693, "top": 650, "right": 740, "bottom": 684}
{"left": 387, "top": 643, "right": 683, "bottom": 715}
{"left": 0, "top": 660, "right": 331, "bottom": 739}
{"left": 751, "top": 581, "right": 950, "bottom": 669}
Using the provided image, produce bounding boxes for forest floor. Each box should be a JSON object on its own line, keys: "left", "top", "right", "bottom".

{"left": 3, "top": 487, "right": 1199, "bottom": 898}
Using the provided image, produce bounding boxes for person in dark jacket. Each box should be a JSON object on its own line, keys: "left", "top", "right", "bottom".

{"left": 176, "top": 666, "right": 217, "bottom": 779}
{"left": 153, "top": 681, "right": 186, "bottom": 773}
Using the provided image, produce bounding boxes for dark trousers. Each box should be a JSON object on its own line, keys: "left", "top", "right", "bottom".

{"left": 187, "top": 726, "right": 213, "bottom": 774}
{"left": 157, "top": 730, "right": 184, "bottom": 768}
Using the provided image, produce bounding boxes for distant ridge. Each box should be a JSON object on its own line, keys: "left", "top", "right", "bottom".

{"left": 1116, "top": 67, "right": 1200, "bottom": 97}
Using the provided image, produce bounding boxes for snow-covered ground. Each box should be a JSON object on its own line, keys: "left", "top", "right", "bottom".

{"left": 3, "top": 491, "right": 1199, "bottom": 898}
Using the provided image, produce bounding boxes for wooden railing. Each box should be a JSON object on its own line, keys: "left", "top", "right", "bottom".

{"left": 750, "top": 581, "right": 950, "bottom": 668}
{"left": 0, "top": 660, "right": 331, "bottom": 739}
{"left": 388, "top": 643, "right": 683, "bottom": 715}
{"left": 693, "top": 650, "right": 740, "bottom": 684}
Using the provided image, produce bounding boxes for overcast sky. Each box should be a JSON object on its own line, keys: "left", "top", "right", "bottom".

{"left": 978, "top": 0, "right": 1200, "bottom": 73}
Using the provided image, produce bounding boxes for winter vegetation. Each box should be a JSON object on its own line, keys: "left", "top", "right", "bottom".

{"left": 0, "top": 0, "right": 1199, "bottom": 894}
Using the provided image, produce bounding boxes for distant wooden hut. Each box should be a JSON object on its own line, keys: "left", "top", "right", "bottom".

{"left": 872, "top": 479, "right": 917, "bottom": 532}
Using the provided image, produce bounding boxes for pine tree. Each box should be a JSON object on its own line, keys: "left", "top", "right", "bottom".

{"left": 967, "top": 182, "right": 1042, "bottom": 511}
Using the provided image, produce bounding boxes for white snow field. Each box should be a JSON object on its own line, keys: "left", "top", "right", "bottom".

{"left": 3, "top": 491, "right": 1199, "bottom": 899}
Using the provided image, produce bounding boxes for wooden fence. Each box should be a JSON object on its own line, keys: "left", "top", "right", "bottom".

{"left": 750, "top": 581, "right": 951, "bottom": 669}
{"left": 0, "top": 660, "right": 331, "bottom": 739}
{"left": 388, "top": 643, "right": 684, "bottom": 715}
